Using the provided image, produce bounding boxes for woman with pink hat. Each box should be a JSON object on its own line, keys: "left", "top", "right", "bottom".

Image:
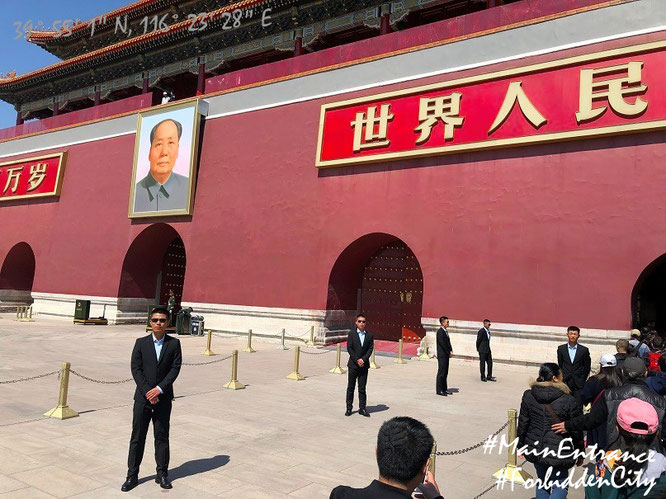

{"left": 586, "top": 398, "right": 666, "bottom": 498}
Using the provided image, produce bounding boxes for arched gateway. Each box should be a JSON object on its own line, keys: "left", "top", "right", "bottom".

{"left": 0, "top": 242, "right": 36, "bottom": 306}
{"left": 632, "top": 253, "right": 666, "bottom": 333}
{"left": 325, "top": 233, "right": 425, "bottom": 342}
{"left": 117, "top": 224, "right": 186, "bottom": 320}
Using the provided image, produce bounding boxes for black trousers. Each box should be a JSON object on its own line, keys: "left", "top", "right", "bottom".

{"left": 127, "top": 399, "right": 172, "bottom": 477}
{"left": 346, "top": 365, "right": 368, "bottom": 410}
{"left": 436, "top": 356, "right": 449, "bottom": 393}
{"left": 479, "top": 351, "right": 493, "bottom": 378}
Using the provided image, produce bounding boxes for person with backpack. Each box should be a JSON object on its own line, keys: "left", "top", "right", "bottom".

{"left": 517, "top": 362, "right": 584, "bottom": 498}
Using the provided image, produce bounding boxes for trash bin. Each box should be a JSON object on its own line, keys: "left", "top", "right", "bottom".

{"left": 75, "top": 300, "right": 91, "bottom": 320}
{"left": 176, "top": 307, "right": 193, "bottom": 335}
{"left": 190, "top": 315, "right": 205, "bottom": 336}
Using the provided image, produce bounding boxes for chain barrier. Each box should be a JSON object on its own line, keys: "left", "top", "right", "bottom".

{"left": 0, "top": 370, "right": 59, "bottom": 384}
{"left": 212, "top": 332, "right": 244, "bottom": 339}
{"left": 299, "top": 347, "right": 333, "bottom": 355}
{"left": 69, "top": 369, "right": 133, "bottom": 384}
{"left": 473, "top": 482, "right": 497, "bottom": 499}
{"left": 435, "top": 420, "right": 509, "bottom": 456}
{"left": 182, "top": 354, "right": 233, "bottom": 366}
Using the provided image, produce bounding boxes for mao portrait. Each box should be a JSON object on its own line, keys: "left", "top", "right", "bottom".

{"left": 129, "top": 101, "right": 202, "bottom": 218}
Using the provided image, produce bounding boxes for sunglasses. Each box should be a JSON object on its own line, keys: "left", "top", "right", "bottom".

{"left": 151, "top": 318, "right": 167, "bottom": 323}
{"left": 357, "top": 320, "right": 366, "bottom": 323}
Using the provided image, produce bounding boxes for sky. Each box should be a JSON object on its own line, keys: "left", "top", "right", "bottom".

{"left": 0, "top": 0, "right": 130, "bottom": 129}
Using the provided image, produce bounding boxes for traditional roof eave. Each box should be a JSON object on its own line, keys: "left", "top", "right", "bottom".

{"left": 1, "top": 0, "right": 272, "bottom": 88}
{"left": 26, "top": 0, "right": 160, "bottom": 42}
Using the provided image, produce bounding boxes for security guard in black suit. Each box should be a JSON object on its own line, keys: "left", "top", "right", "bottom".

{"left": 436, "top": 316, "right": 453, "bottom": 395}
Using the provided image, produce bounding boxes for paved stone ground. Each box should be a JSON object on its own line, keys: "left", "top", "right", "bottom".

{"left": 0, "top": 315, "right": 587, "bottom": 498}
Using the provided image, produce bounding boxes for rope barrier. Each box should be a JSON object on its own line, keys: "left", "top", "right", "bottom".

{"left": 0, "top": 370, "right": 59, "bottom": 384}
{"left": 299, "top": 347, "right": 332, "bottom": 355}
{"left": 435, "top": 420, "right": 509, "bottom": 456}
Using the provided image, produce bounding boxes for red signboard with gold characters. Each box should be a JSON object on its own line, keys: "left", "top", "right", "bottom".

{"left": 316, "top": 41, "right": 666, "bottom": 168}
{"left": 0, "top": 152, "right": 66, "bottom": 201}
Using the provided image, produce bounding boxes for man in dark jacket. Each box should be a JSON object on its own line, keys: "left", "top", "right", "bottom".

{"left": 646, "top": 355, "right": 666, "bottom": 396}
{"left": 615, "top": 338, "right": 629, "bottom": 380}
{"left": 330, "top": 417, "right": 442, "bottom": 499}
{"left": 345, "top": 314, "right": 374, "bottom": 417}
{"left": 476, "top": 319, "right": 496, "bottom": 382}
{"left": 436, "top": 316, "right": 453, "bottom": 396}
{"left": 553, "top": 357, "right": 666, "bottom": 451}
{"left": 122, "top": 307, "right": 182, "bottom": 492}
{"left": 556, "top": 326, "right": 591, "bottom": 401}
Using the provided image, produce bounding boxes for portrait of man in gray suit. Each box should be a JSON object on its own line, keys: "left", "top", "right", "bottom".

{"left": 133, "top": 119, "right": 189, "bottom": 213}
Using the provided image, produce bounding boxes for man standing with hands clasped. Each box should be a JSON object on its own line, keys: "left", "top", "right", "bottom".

{"left": 346, "top": 314, "right": 374, "bottom": 417}
{"left": 121, "top": 307, "right": 182, "bottom": 492}
{"left": 436, "top": 316, "right": 453, "bottom": 396}
{"left": 556, "top": 325, "right": 591, "bottom": 402}
{"left": 477, "top": 319, "right": 496, "bottom": 382}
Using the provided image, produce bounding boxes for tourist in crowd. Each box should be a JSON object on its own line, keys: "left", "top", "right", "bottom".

{"left": 330, "top": 416, "right": 442, "bottom": 498}
{"left": 615, "top": 339, "right": 630, "bottom": 380}
{"left": 584, "top": 398, "right": 666, "bottom": 498}
{"left": 552, "top": 358, "right": 666, "bottom": 452}
{"left": 517, "top": 362, "right": 584, "bottom": 499}
{"left": 646, "top": 355, "right": 666, "bottom": 396}
{"left": 648, "top": 337, "right": 664, "bottom": 373}
{"left": 579, "top": 354, "right": 622, "bottom": 452}
{"left": 630, "top": 329, "right": 651, "bottom": 361}
{"left": 557, "top": 326, "right": 591, "bottom": 402}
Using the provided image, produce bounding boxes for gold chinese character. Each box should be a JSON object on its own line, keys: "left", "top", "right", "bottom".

{"left": 414, "top": 93, "right": 464, "bottom": 144}
{"left": 3, "top": 167, "right": 23, "bottom": 194}
{"left": 576, "top": 61, "right": 647, "bottom": 123}
{"left": 351, "top": 104, "right": 394, "bottom": 152}
{"left": 26, "top": 163, "right": 47, "bottom": 192}
{"left": 489, "top": 81, "right": 547, "bottom": 134}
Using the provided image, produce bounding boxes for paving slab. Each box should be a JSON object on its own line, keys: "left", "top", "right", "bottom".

{"left": 0, "top": 315, "right": 590, "bottom": 498}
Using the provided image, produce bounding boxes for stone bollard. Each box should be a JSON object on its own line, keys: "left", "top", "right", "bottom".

{"left": 223, "top": 350, "right": 245, "bottom": 390}
{"left": 369, "top": 349, "right": 380, "bottom": 369}
{"left": 44, "top": 362, "right": 79, "bottom": 420}
{"left": 394, "top": 339, "right": 408, "bottom": 364}
{"left": 202, "top": 329, "right": 216, "bottom": 356}
{"left": 286, "top": 346, "right": 305, "bottom": 380}
{"left": 245, "top": 329, "right": 256, "bottom": 353}
{"left": 492, "top": 409, "right": 532, "bottom": 484}
{"left": 329, "top": 343, "right": 346, "bottom": 374}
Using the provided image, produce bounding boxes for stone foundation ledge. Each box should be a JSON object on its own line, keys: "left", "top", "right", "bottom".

{"left": 422, "top": 317, "right": 628, "bottom": 367}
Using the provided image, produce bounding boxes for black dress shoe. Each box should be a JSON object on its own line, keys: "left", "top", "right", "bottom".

{"left": 345, "top": 409, "right": 352, "bottom": 416}
{"left": 487, "top": 377, "right": 497, "bottom": 382}
{"left": 121, "top": 476, "right": 138, "bottom": 492}
{"left": 359, "top": 409, "right": 370, "bottom": 417}
{"left": 156, "top": 475, "right": 172, "bottom": 489}
{"left": 445, "top": 390, "right": 454, "bottom": 395}
{"left": 481, "top": 377, "right": 487, "bottom": 382}
{"left": 437, "top": 392, "right": 448, "bottom": 396}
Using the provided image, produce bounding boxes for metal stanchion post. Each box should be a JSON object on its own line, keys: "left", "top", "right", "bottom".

{"left": 369, "top": 349, "right": 380, "bottom": 369}
{"left": 245, "top": 329, "right": 256, "bottom": 353}
{"left": 418, "top": 336, "right": 430, "bottom": 360}
{"left": 429, "top": 442, "right": 437, "bottom": 475}
{"left": 202, "top": 329, "right": 216, "bottom": 356}
{"left": 286, "top": 346, "right": 305, "bottom": 380}
{"left": 223, "top": 350, "right": 245, "bottom": 390}
{"left": 306, "top": 325, "right": 316, "bottom": 346}
{"left": 493, "top": 409, "right": 532, "bottom": 484}
{"left": 329, "top": 343, "right": 346, "bottom": 374}
{"left": 44, "top": 362, "right": 79, "bottom": 420}
{"left": 278, "top": 328, "right": 288, "bottom": 350}
{"left": 394, "top": 339, "right": 408, "bottom": 364}
{"left": 15, "top": 306, "right": 19, "bottom": 320}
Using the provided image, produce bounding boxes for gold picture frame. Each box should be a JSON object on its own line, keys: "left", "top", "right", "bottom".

{"left": 128, "top": 99, "right": 203, "bottom": 218}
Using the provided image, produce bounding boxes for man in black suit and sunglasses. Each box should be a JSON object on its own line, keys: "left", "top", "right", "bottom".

{"left": 121, "top": 306, "right": 182, "bottom": 492}
{"left": 345, "top": 314, "right": 374, "bottom": 417}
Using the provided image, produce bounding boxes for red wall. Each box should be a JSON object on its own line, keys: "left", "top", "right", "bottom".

{"left": 1, "top": 32, "right": 665, "bottom": 331}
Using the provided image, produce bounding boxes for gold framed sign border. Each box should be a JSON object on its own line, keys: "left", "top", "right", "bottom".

{"left": 0, "top": 151, "right": 67, "bottom": 201}
{"left": 128, "top": 99, "right": 203, "bottom": 219}
{"left": 315, "top": 39, "right": 666, "bottom": 168}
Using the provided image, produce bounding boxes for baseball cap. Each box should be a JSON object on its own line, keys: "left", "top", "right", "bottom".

{"left": 623, "top": 357, "right": 647, "bottom": 378}
{"left": 600, "top": 354, "right": 617, "bottom": 368}
{"left": 617, "top": 398, "right": 659, "bottom": 435}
